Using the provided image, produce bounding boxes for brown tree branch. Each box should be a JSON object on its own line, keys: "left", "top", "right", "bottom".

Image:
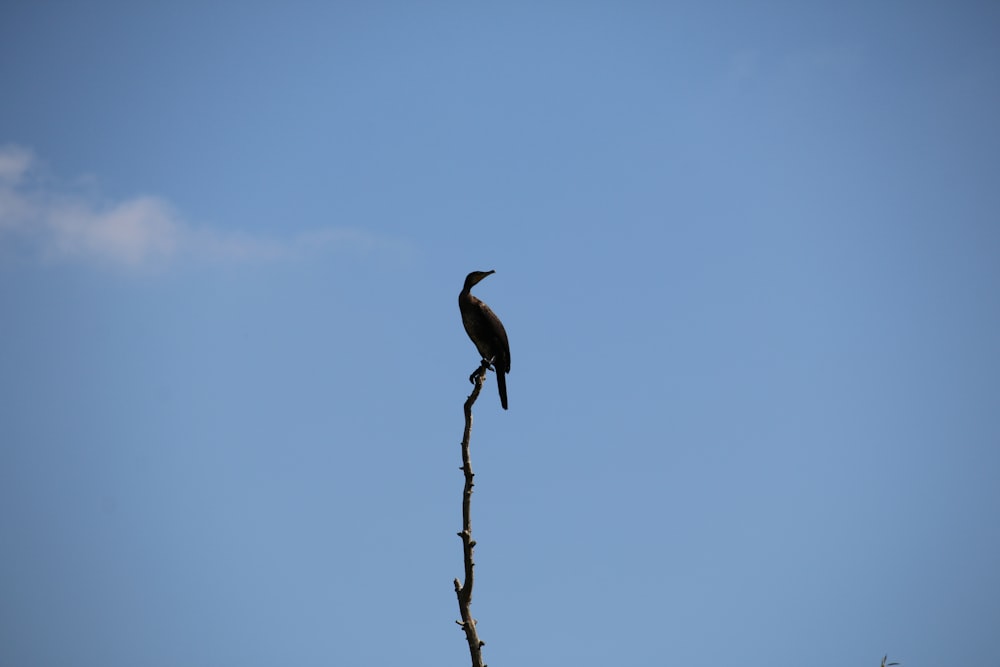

{"left": 454, "top": 359, "right": 491, "bottom": 667}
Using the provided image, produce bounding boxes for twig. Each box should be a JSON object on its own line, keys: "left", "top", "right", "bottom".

{"left": 454, "top": 359, "right": 491, "bottom": 667}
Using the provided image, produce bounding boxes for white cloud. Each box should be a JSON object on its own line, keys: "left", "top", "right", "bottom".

{"left": 43, "top": 196, "right": 181, "bottom": 267}
{"left": 0, "top": 145, "right": 402, "bottom": 269}
{"left": 0, "top": 145, "right": 34, "bottom": 184}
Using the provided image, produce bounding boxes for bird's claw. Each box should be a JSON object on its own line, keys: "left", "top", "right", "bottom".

{"left": 468, "top": 358, "right": 494, "bottom": 384}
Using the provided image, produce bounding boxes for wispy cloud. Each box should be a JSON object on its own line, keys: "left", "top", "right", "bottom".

{"left": 0, "top": 145, "right": 403, "bottom": 269}
{"left": 0, "top": 144, "right": 35, "bottom": 184}
{"left": 722, "top": 44, "right": 864, "bottom": 92}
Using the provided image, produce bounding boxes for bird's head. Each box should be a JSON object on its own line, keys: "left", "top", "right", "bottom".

{"left": 463, "top": 270, "right": 495, "bottom": 291}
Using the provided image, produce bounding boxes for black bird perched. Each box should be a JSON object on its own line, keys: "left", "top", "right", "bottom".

{"left": 459, "top": 270, "right": 510, "bottom": 410}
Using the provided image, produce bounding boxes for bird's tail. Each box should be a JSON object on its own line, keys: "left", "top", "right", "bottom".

{"left": 497, "top": 370, "right": 508, "bottom": 410}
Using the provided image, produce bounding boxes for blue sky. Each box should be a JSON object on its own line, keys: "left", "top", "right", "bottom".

{"left": 2, "top": 2, "right": 999, "bottom": 665}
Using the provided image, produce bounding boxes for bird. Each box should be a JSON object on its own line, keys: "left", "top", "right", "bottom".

{"left": 459, "top": 270, "right": 510, "bottom": 410}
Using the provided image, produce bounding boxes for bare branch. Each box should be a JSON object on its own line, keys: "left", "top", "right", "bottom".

{"left": 454, "top": 360, "right": 491, "bottom": 667}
